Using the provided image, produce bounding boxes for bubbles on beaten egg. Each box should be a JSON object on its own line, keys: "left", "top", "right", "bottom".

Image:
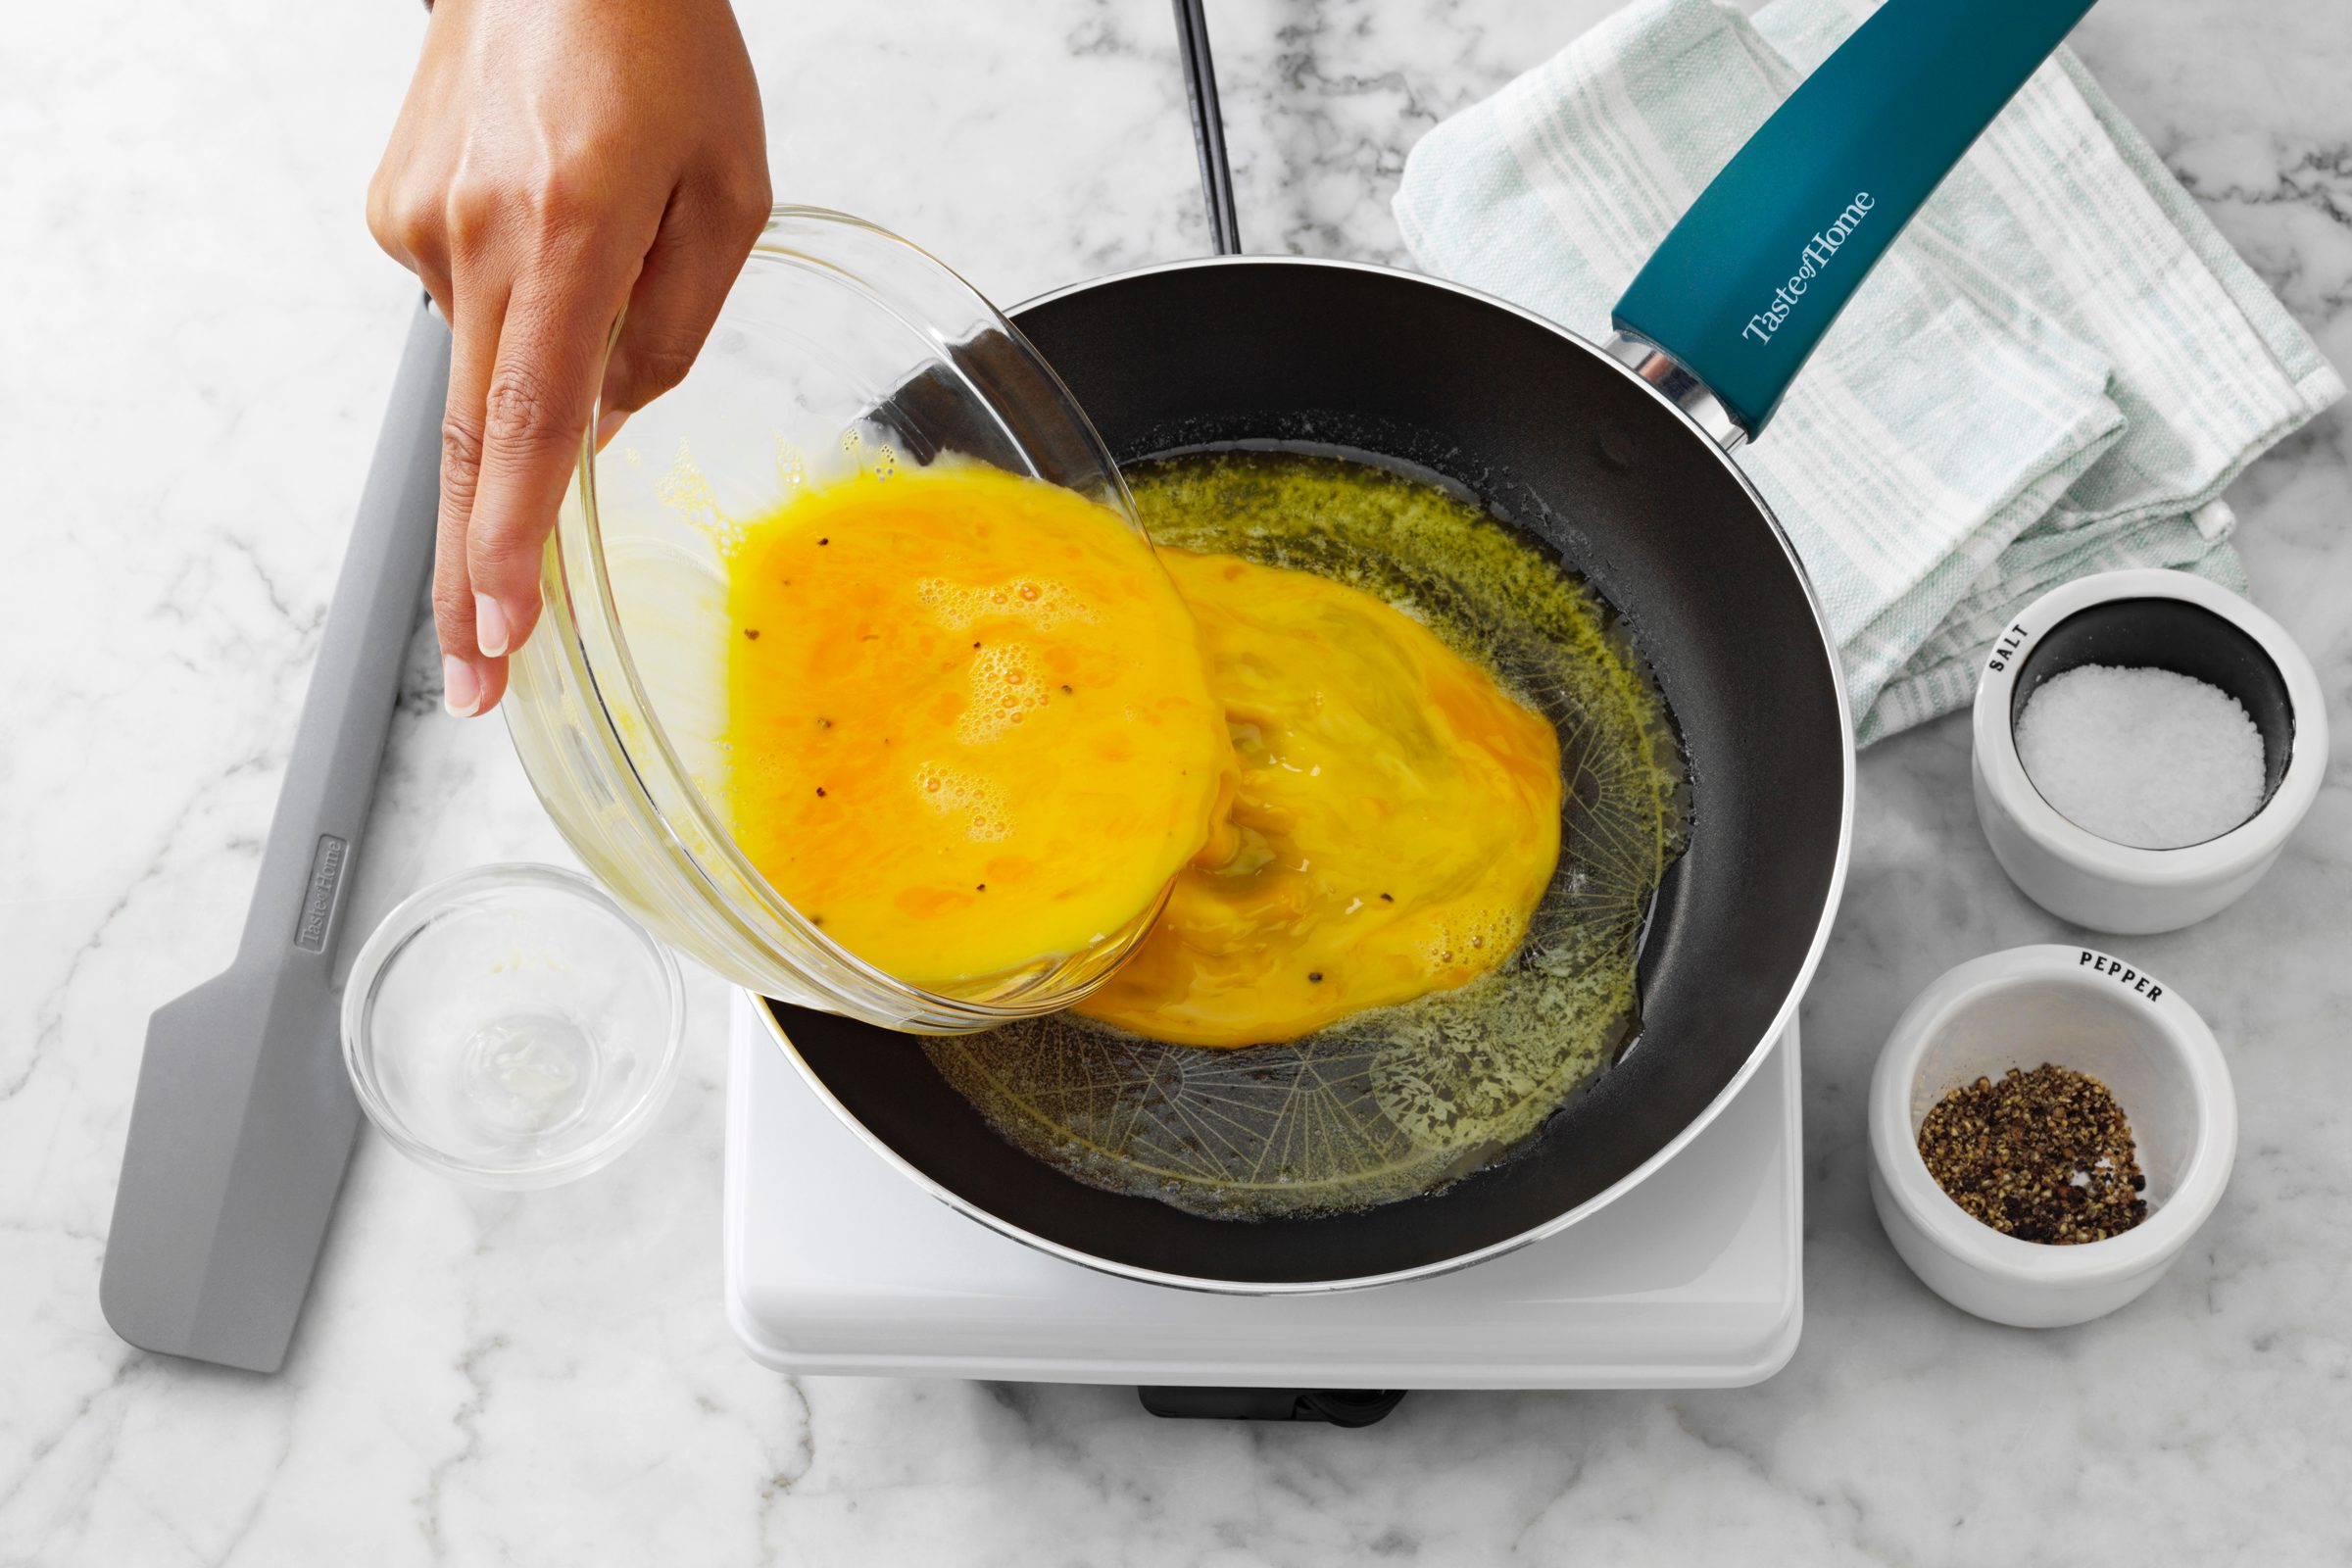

{"left": 911, "top": 761, "right": 1010, "bottom": 842}
{"left": 835, "top": 425, "right": 901, "bottom": 480}
{"left": 772, "top": 439, "right": 808, "bottom": 497}
{"left": 955, "top": 642, "right": 1054, "bottom": 744}
{"left": 924, "top": 449, "right": 1690, "bottom": 1220}
{"left": 1418, "top": 904, "right": 1526, "bottom": 972}
{"left": 655, "top": 440, "right": 730, "bottom": 542}
{"left": 920, "top": 572, "right": 1097, "bottom": 746}
{"left": 915, "top": 575, "right": 1096, "bottom": 633}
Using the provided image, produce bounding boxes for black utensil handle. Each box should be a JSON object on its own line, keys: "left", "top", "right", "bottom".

{"left": 1172, "top": 0, "right": 1243, "bottom": 255}
{"left": 1138, "top": 1387, "right": 1408, "bottom": 1426}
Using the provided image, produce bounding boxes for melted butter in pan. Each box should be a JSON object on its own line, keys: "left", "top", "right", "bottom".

{"left": 926, "top": 449, "right": 1690, "bottom": 1220}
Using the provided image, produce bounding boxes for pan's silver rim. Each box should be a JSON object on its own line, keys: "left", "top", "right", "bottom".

{"left": 756, "top": 254, "right": 1857, "bottom": 1296}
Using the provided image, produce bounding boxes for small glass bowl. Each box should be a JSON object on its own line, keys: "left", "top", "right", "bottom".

{"left": 341, "top": 863, "right": 686, "bottom": 1189}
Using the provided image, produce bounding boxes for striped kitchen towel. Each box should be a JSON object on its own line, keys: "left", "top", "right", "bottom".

{"left": 1394, "top": 0, "right": 2340, "bottom": 743}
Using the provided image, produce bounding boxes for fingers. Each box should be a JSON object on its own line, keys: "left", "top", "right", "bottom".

{"left": 437, "top": 175, "right": 759, "bottom": 719}
{"left": 368, "top": 0, "right": 769, "bottom": 722}
{"left": 434, "top": 275, "right": 504, "bottom": 716}
{"left": 600, "top": 172, "right": 769, "bottom": 420}
{"left": 459, "top": 239, "right": 641, "bottom": 710}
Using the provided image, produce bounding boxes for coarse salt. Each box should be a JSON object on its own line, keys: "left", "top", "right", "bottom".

{"left": 2014, "top": 663, "right": 2266, "bottom": 849}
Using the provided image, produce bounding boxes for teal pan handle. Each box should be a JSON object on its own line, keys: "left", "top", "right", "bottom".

{"left": 1611, "top": 0, "right": 2097, "bottom": 440}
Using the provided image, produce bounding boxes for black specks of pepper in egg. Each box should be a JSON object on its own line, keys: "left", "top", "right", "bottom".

{"left": 743, "top": 627, "right": 760, "bottom": 640}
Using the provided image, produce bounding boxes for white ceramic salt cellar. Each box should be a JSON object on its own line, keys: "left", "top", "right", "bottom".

{"left": 1972, "top": 567, "right": 2326, "bottom": 934}
{"left": 1869, "top": 945, "right": 2237, "bottom": 1329}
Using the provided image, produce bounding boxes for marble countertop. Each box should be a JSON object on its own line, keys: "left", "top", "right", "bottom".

{"left": 6, "top": 0, "right": 2348, "bottom": 1561}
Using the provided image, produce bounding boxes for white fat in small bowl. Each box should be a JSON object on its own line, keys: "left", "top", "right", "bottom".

{"left": 1869, "top": 945, "right": 2235, "bottom": 1329}
{"left": 1972, "top": 567, "right": 2326, "bottom": 934}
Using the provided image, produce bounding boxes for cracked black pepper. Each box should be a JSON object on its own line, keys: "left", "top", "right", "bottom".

{"left": 1918, "top": 1063, "right": 2149, "bottom": 1244}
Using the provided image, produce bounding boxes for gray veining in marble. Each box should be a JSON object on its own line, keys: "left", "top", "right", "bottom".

{"left": 3, "top": 0, "right": 2348, "bottom": 1562}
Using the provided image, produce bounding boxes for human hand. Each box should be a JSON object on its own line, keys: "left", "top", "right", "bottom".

{"left": 368, "top": 0, "right": 770, "bottom": 715}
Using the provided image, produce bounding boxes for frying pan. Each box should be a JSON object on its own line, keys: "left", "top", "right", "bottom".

{"left": 760, "top": 0, "right": 2098, "bottom": 1289}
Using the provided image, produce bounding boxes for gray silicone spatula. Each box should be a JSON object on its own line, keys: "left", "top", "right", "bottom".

{"left": 100, "top": 296, "right": 450, "bottom": 1373}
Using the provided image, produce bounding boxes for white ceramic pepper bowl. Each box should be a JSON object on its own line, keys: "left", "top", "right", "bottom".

{"left": 1869, "top": 945, "right": 2236, "bottom": 1328}
{"left": 1972, "top": 567, "right": 2326, "bottom": 934}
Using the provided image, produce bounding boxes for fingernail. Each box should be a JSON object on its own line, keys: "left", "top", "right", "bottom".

{"left": 474, "top": 593, "right": 511, "bottom": 658}
{"left": 595, "top": 409, "right": 629, "bottom": 451}
{"left": 442, "top": 656, "right": 483, "bottom": 717}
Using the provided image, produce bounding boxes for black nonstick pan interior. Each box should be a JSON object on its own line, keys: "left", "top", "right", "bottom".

{"left": 765, "top": 257, "right": 1849, "bottom": 1289}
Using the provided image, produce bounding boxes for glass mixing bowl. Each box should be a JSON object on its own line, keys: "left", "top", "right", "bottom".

{"left": 503, "top": 208, "right": 1161, "bottom": 1032}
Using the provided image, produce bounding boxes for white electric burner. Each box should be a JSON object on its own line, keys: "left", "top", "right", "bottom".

{"left": 723, "top": 992, "right": 1803, "bottom": 1397}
